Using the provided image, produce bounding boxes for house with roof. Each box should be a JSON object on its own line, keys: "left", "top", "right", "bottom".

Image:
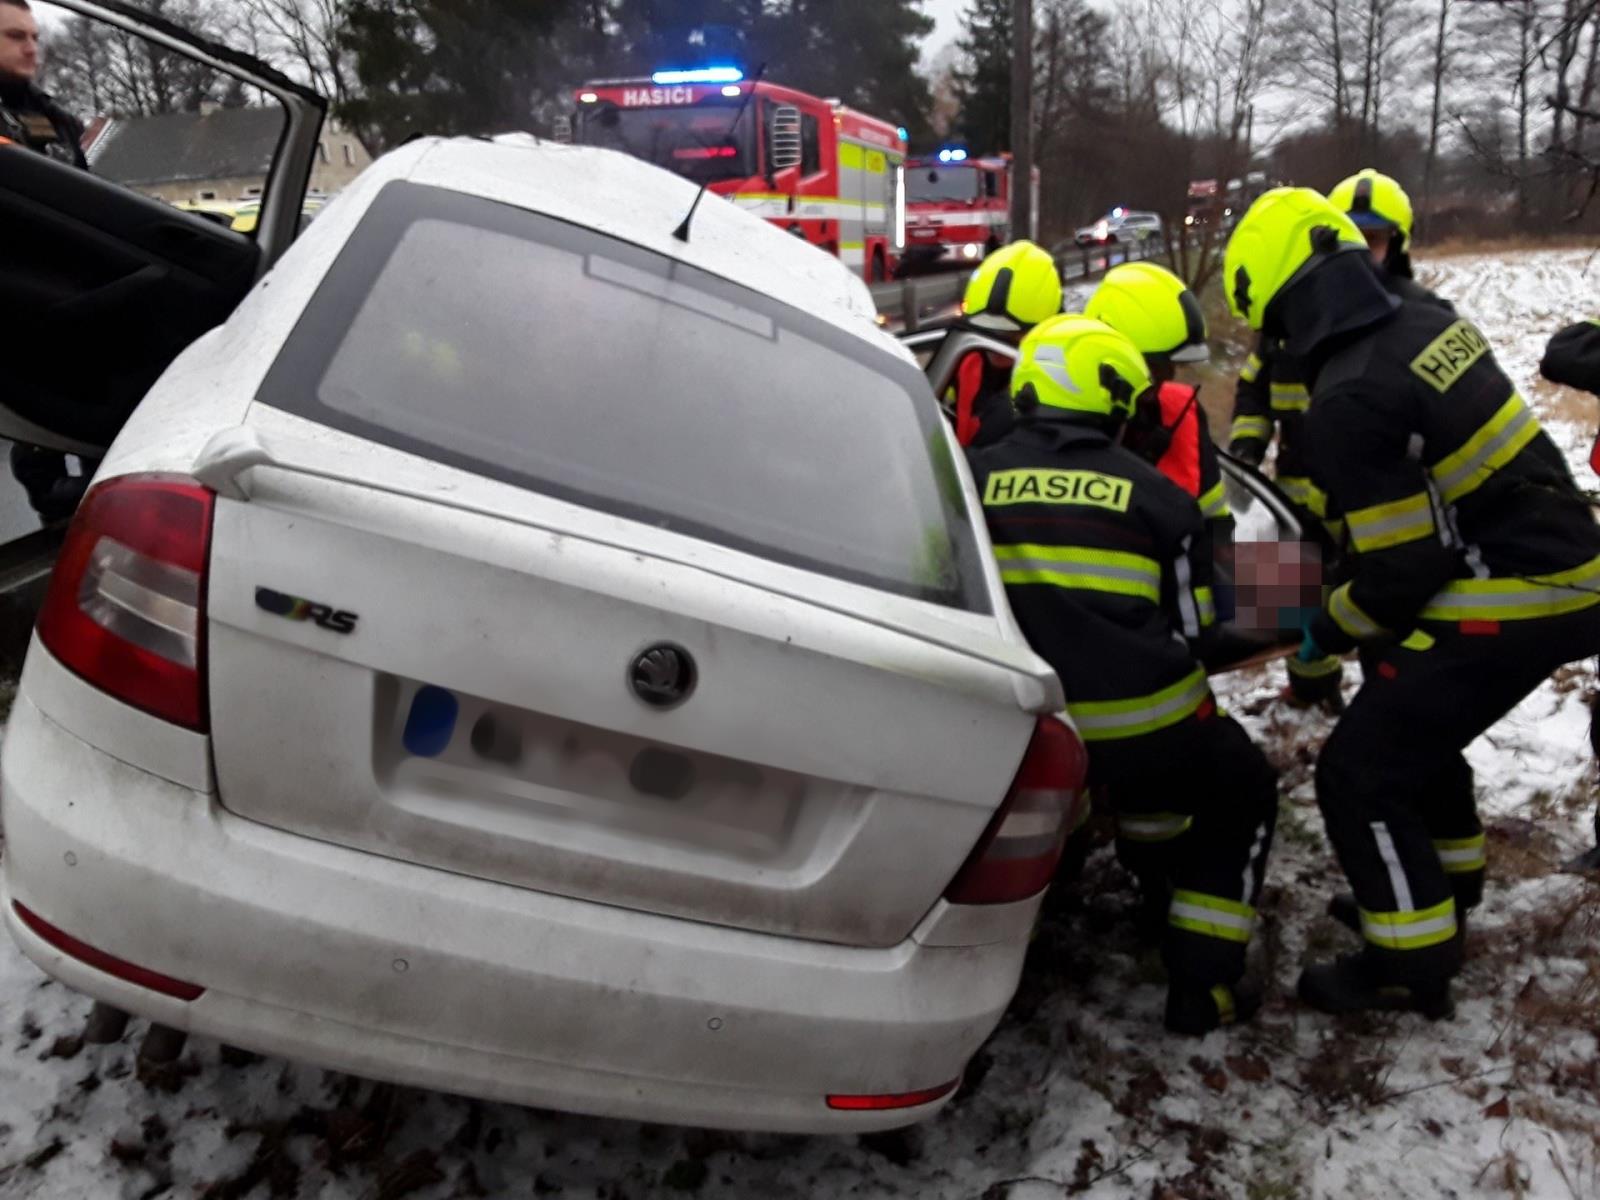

{"left": 83, "top": 104, "right": 371, "bottom": 205}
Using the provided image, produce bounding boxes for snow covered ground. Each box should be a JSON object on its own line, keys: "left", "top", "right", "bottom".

{"left": 3, "top": 247, "right": 1600, "bottom": 1200}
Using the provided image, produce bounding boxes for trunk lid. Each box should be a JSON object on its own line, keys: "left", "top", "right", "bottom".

{"left": 204, "top": 418, "right": 1048, "bottom": 948}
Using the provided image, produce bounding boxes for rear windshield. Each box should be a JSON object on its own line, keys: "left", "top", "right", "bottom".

{"left": 257, "top": 182, "right": 988, "bottom": 611}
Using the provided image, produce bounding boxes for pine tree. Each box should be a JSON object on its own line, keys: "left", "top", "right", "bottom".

{"left": 338, "top": 0, "right": 578, "bottom": 150}
{"left": 767, "top": 0, "right": 935, "bottom": 142}
{"left": 953, "top": 0, "right": 1013, "bottom": 151}
{"left": 607, "top": 0, "right": 769, "bottom": 76}
{"left": 337, "top": 0, "right": 936, "bottom": 152}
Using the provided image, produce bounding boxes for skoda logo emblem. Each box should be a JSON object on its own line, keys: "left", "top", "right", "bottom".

{"left": 629, "top": 644, "right": 696, "bottom": 709}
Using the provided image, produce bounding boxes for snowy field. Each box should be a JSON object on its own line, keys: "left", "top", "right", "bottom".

{"left": 3, "top": 248, "right": 1600, "bottom": 1199}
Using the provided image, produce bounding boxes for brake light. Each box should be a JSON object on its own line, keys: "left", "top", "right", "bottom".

{"left": 12, "top": 901, "right": 205, "bottom": 1001}
{"left": 943, "top": 716, "right": 1088, "bottom": 905}
{"left": 826, "top": 1079, "right": 960, "bottom": 1111}
{"left": 37, "top": 474, "right": 215, "bottom": 731}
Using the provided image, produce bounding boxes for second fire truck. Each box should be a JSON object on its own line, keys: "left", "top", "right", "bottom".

{"left": 572, "top": 68, "right": 908, "bottom": 282}
{"left": 899, "top": 149, "right": 1037, "bottom": 275}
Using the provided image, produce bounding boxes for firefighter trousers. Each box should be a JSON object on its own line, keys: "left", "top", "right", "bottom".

{"left": 1095, "top": 709, "right": 1279, "bottom": 987}
{"left": 1317, "top": 607, "right": 1600, "bottom": 987}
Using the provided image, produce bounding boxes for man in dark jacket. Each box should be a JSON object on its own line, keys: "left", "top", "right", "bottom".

{"left": 968, "top": 314, "right": 1279, "bottom": 1035}
{"left": 0, "top": 0, "right": 85, "bottom": 167}
{"left": 2, "top": 0, "right": 97, "bottom": 522}
{"left": 1226, "top": 188, "right": 1600, "bottom": 1017}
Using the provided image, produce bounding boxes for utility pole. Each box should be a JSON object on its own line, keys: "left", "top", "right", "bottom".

{"left": 1010, "top": 0, "right": 1034, "bottom": 241}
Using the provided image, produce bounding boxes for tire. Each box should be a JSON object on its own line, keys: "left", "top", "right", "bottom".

{"left": 870, "top": 248, "right": 887, "bottom": 283}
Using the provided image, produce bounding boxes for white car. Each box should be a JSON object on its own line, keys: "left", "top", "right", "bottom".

{"left": 1074, "top": 208, "right": 1164, "bottom": 247}
{"left": 2, "top": 2, "right": 1087, "bottom": 1135}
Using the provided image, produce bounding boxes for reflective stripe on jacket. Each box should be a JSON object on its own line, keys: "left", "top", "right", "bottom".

{"left": 1307, "top": 305, "right": 1600, "bottom": 651}
{"left": 968, "top": 420, "right": 1215, "bottom": 741}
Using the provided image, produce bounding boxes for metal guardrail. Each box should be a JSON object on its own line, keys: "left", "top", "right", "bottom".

{"left": 870, "top": 236, "right": 1169, "bottom": 331}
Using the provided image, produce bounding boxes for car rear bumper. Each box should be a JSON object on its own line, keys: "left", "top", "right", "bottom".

{"left": 1, "top": 691, "right": 1031, "bottom": 1133}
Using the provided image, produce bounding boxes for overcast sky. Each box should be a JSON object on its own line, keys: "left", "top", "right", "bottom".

{"left": 924, "top": 0, "right": 965, "bottom": 63}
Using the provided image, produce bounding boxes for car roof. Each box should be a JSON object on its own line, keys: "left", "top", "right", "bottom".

{"left": 378, "top": 136, "right": 900, "bottom": 357}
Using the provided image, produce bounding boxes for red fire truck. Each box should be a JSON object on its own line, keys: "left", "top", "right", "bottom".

{"left": 900, "top": 150, "right": 1037, "bottom": 275}
{"left": 572, "top": 68, "right": 909, "bottom": 282}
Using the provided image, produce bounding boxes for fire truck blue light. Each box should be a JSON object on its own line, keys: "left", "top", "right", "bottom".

{"left": 652, "top": 67, "right": 744, "bottom": 85}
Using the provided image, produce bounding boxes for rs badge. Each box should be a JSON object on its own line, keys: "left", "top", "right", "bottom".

{"left": 255, "top": 586, "right": 359, "bottom": 634}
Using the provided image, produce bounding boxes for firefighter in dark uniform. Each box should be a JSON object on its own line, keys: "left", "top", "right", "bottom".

{"left": 1234, "top": 172, "right": 1456, "bottom": 711}
{"left": 1081, "top": 265, "right": 1241, "bottom": 927}
{"left": 1, "top": 0, "right": 95, "bottom": 522}
{"left": 968, "top": 315, "right": 1279, "bottom": 1034}
{"left": 1328, "top": 168, "right": 1453, "bottom": 311}
{"left": 1086, "top": 262, "right": 1231, "bottom": 542}
{"left": 1224, "top": 187, "right": 1600, "bottom": 1016}
{"left": 947, "top": 240, "right": 1063, "bottom": 448}
{"left": 1539, "top": 317, "right": 1600, "bottom": 870}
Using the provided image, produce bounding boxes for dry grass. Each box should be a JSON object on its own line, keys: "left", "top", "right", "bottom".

{"left": 1419, "top": 234, "right": 1600, "bottom": 260}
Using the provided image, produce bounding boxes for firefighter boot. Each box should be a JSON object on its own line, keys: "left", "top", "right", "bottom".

{"left": 1297, "top": 952, "right": 1455, "bottom": 1019}
{"left": 1164, "top": 980, "right": 1261, "bottom": 1036}
{"left": 1285, "top": 655, "right": 1344, "bottom": 713}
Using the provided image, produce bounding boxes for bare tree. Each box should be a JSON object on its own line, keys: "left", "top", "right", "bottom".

{"left": 235, "top": 0, "right": 358, "bottom": 110}
{"left": 1145, "top": 0, "right": 1273, "bottom": 288}
{"left": 1276, "top": 0, "right": 1354, "bottom": 128}
{"left": 42, "top": 0, "right": 232, "bottom": 118}
{"left": 1419, "top": 0, "right": 1452, "bottom": 238}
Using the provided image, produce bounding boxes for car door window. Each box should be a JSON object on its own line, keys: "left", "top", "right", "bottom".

{"left": 0, "top": 1, "right": 324, "bottom": 470}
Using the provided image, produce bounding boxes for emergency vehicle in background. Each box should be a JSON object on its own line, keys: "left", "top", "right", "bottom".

{"left": 572, "top": 67, "right": 908, "bottom": 282}
{"left": 899, "top": 148, "right": 1038, "bottom": 276}
{"left": 1184, "top": 171, "right": 1271, "bottom": 230}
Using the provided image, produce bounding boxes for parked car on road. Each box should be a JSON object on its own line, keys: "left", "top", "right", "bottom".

{"left": 1074, "top": 207, "right": 1164, "bottom": 246}
{"left": 2, "top": 0, "right": 1088, "bottom": 1137}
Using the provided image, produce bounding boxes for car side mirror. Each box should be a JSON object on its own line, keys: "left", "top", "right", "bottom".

{"left": 769, "top": 105, "right": 802, "bottom": 173}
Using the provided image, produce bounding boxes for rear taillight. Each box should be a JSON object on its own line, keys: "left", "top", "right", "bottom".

{"left": 37, "top": 474, "right": 215, "bottom": 731}
{"left": 943, "top": 716, "right": 1089, "bottom": 906}
{"left": 826, "top": 1078, "right": 961, "bottom": 1111}
{"left": 13, "top": 901, "right": 205, "bottom": 1001}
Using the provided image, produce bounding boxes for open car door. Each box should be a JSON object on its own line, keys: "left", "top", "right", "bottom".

{"left": 921, "top": 328, "right": 1323, "bottom": 672}
{"left": 0, "top": 0, "right": 325, "bottom": 456}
